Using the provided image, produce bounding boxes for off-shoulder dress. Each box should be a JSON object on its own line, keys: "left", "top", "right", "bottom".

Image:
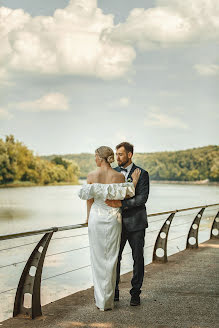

{"left": 78, "top": 182, "right": 135, "bottom": 310}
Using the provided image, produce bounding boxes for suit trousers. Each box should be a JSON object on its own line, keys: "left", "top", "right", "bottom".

{"left": 115, "top": 224, "right": 145, "bottom": 296}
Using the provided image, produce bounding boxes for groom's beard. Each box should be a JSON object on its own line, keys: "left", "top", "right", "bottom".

{"left": 119, "top": 158, "right": 129, "bottom": 167}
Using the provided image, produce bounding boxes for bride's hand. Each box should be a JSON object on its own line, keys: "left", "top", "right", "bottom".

{"left": 131, "top": 168, "right": 141, "bottom": 187}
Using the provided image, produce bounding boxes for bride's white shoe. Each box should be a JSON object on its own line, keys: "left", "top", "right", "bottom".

{"left": 97, "top": 306, "right": 112, "bottom": 311}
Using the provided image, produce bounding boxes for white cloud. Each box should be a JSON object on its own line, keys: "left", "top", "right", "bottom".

{"left": 17, "top": 93, "right": 69, "bottom": 111}
{"left": 108, "top": 96, "right": 130, "bottom": 109}
{"left": 109, "top": 0, "right": 219, "bottom": 50}
{"left": 194, "top": 64, "right": 219, "bottom": 76}
{"left": 144, "top": 107, "right": 188, "bottom": 129}
{"left": 105, "top": 132, "right": 129, "bottom": 148}
{"left": 0, "top": 68, "right": 13, "bottom": 86}
{"left": 1, "top": 0, "right": 219, "bottom": 87}
{"left": 0, "top": 0, "right": 135, "bottom": 83}
{"left": 0, "top": 108, "right": 13, "bottom": 119}
{"left": 1, "top": 0, "right": 218, "bottom": 85}
{"left": 119, "top": 97, "right": 130, "bottom": 107}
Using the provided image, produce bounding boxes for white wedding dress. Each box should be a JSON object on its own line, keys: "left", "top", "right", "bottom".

{"left": 78, "top": 182, "right": 135, "bottom": 310}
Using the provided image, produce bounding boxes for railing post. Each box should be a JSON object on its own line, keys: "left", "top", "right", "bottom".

{"left": 13, "top": 229, "right": 57, "bottom": 319}
{"left": 210, "top": 210, "right": 219, "bottom": 239}
{"left": 153, "top": 212, "right": 175, "bottom": 263}
{"left": 186, "top": 208, "right": 205, "bottom": 249}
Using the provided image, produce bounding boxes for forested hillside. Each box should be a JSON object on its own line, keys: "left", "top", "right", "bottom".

{"left": 134, "top": 146, "right": 219, "bottom": 182}
{"left": 0, "top": 135, "right": 80, "bottom": 186}
{"left": 1, "top": 136, "right": 217, "bottom": 185}
{"left": 45, "top": 145, "right": 219, "bottom": 182}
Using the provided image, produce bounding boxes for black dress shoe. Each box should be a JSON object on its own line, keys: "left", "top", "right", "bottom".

{"left": 114, "top": 290, "right": 119, "bottom": 301}
{"left": 130, "top": 295, "right": 140, "bottom": 306}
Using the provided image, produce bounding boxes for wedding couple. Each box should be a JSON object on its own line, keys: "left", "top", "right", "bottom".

{"left": 78, "top": 142, "right": 149, "bottom": 311}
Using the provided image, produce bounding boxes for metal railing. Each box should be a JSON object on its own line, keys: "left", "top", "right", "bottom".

{"left": 0, "top": 203, "right": 218, "bottom": 320}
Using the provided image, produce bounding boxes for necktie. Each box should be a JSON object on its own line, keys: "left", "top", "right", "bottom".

{"left": 120, "top": 167, "right": 127, "bottom": 172}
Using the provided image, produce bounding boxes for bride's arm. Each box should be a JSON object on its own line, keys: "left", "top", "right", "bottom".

{"left": 131, "top": 168, "right": 141, "bottom": 188}
{"left": 86, "top": 172, "right": 94, "bottom": 224}
{"left": 124, "top": 168, "right": 141, "bottom": 199}
{"left": 86, "top": 199, "right": 94, "bottom": 224}
{"left": 105, "top": 169, "right": 141, "bottom": 207}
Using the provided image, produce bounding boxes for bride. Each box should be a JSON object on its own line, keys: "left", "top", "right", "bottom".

{"left": 78, "top": 146, "right": 140, "bottom": 311}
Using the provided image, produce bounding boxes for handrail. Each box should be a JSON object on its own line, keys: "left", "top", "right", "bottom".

{"left": 0, "top": 223, "right": 87, "bottom": 241}
{"left": 0, "top": 203, "right": 218, "bottom": 241}
{"left": 148, "top": 203, "right": 219, "bottom": 217}
{"left": 0, "top": 203, "right": 218, "bottom": 320}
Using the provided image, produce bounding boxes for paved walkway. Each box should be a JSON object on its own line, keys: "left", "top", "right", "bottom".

{"left": 2, "top": 239, "right": 219, "bottom": 328}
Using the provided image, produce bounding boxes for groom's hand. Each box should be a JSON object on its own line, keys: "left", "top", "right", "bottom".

{"left": 105, "top": 200, "right": 122, "bottom": 208}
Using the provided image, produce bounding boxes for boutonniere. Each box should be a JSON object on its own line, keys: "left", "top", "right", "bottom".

{"left": 127, "top": 178, "right": 133, "bottom": 182}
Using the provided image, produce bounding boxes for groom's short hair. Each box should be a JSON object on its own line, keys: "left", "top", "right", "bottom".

{"left": 116, "top": 142, "right": 134, "bottom": 154}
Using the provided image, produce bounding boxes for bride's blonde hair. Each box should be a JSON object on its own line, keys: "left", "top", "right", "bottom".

{"left": 95, "top": 146, "right": 115, "bottom": 164}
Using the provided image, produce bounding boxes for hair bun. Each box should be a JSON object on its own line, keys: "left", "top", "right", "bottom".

{"left": 107, "top": 155, "right": 114, "bottom": 164}
{"left": 95, "top": 146, "right": 114, "bottom": 165}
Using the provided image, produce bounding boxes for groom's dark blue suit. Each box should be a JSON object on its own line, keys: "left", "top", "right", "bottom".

{"left": 115, "top": 163, "right": 149, "bottom": 231}
{"left": 114, "top": 163, "right": 150, "bottom": 297}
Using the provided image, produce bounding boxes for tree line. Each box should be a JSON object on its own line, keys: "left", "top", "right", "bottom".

{"left": 0, "top": 135, "right": 80, "bottom": 186}
{"left": 1, "top": 135, "right": 218, "bottom": 185}
{"left": 45, "top": 145, "right": 219, "bottom": 182}
{"left": 133, "top": 146, "right": 219, "bottom": 182}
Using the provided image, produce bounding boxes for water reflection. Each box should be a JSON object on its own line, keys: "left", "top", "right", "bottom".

{"left": 0, "top": 207, "right": 31, "bottom": 221}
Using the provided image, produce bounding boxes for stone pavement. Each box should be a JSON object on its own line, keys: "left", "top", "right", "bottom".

{"left": 1, "top": 239, "right": 219, "bottom": 328}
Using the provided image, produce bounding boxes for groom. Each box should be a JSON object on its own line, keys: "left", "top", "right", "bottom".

{"left": 105, "top": 142, "right": 150, "bottom": 306}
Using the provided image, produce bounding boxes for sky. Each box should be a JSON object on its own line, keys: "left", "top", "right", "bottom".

{"left": 0, "top": 0, "right": 218, "bottom": 155}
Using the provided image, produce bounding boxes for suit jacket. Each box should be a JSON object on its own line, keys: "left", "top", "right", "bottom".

{"left": 114, "top": 163, "right": 149, "bottom": 232}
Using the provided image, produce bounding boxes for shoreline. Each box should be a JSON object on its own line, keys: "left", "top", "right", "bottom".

{"left": 0, "top": 181, "right": 79, "bottom": 189}
{"left": 150, "top": 180, "right": 219, "bottom": 186}
{"left": 0, "top": 179, "right": 218, "bottom": 188}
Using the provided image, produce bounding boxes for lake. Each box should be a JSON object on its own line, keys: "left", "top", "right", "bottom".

{"left": 0, "top": 183, "right": 218, "bottom": 322}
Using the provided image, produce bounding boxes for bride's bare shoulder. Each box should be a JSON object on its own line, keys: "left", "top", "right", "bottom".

{"left": 87, "top": 169, "right": 100, "bottom": 183}
{"left": 111, "top": 170, "right": 125, "bottom": 183}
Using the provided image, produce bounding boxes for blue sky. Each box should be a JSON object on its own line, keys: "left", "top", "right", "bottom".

{"left": 0, "top": 0, "right": 218, "bottom": 155}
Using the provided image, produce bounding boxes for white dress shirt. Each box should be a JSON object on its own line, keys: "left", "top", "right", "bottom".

{"left": 120, "top": 162, "right": 133, "bottom": 181}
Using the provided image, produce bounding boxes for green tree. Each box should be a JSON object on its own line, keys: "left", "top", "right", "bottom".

{"left": 0, "top": 136, "right": 17, "bottom": 183}
{"left": 0, "top": 136, "right": 80, "bottom": 186}
{"left": 51, "top": 156, "right": 69, "bottom": 169}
